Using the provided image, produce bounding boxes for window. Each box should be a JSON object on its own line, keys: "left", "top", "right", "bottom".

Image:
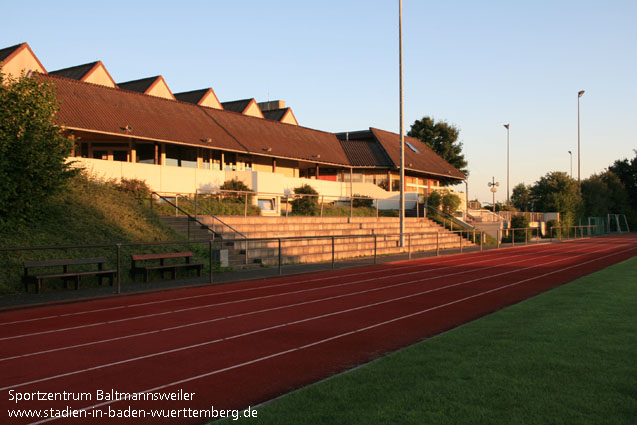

{"left": 136, "top": 144, "right": 155, "bottom": 164}
{"left": 113, "top": 150, "right": 128, "bottom": 162}
{"left": 165, "top": 145, "right": 197, "bottom": 168}
{"left": 93, "top": 150, "right": 108, "bottom": 160}
{"left": 257, "top": 198, "right": 275, "bottom": 211}
{"left": 405, "top": 141, "right": 420, "bottom": 153}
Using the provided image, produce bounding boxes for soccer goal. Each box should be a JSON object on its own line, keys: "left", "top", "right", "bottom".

{"left": 607, "top": 214, "right": 630, "bottom": 233}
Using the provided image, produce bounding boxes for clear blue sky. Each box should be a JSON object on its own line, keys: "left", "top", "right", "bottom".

{"left": 2, "top": 1, "right": 636, "bottom": 203}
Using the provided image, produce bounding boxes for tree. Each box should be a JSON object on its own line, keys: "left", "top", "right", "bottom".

{"left": 529, "top": 172, "right": 582, "bottom": 225}
{"left": 0, "top": 68, "right": 75, "bottom": 223}
{"left": 511, "top": 183, "right": 531, "bottom": 211}
{"left": 581, "top": 171, "right": 631, "bottom": 217}
{"left": 426, "top": 190, "right": 442, "bottom": 210}
{"left": 407, "top": 116, "right": 468, "bottom": 178}
{"left": 608, "top": 151, "right": 637, "bottom": 210}
{"left": 441, "top": 192, "right": 461, "bottom": 215}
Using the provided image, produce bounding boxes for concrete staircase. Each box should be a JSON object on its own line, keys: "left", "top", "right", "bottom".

{"left": 180, "top": 216, "right": 474, "bottom": 267}
{"left": 159, "top": 216, "right": 214, "bottom": 241}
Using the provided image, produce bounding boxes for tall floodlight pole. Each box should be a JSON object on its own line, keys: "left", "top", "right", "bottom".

{"left": 577, "top": 90, "right": 585, "bottom": 189}
{"left": 568, "top": 150, "right": 573, "bottom": 178}
{"left": 399, "top": 0, "right": 405, "bottom": 246}
{"left": 503, "top": 124, "right": 510, "bottom": 203}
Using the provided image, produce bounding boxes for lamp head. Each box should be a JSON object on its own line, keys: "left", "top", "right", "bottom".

{"left": 503, "top": 124, "right": 509, "bottom": 129}
{"left": 578, "top": 90, "right": 585, "bottom": 97}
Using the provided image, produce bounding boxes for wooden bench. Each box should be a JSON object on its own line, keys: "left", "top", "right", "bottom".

{"left": 131, "top": 251, "right": 203, "bottom": 283}
{"left": 23, "top": 257, "right": 116, "bottom": 294}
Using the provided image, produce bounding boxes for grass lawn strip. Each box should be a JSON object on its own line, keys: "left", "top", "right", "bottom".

{"left": 221, "top": 256, "right": 637, "bottom": 425}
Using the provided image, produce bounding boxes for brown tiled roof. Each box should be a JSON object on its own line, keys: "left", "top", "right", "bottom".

{"left": 38, "top": 74, "right": 350, "bottom": 166}
{"left": 370, "top": 128, "right": 465, "bottom": 180}
{"left": 50, "top": 62, "right": 99, "bottom": 80}
{"left": 174, "top": 88, "right": 210, "bottom": 104}
{"left": 117, "top": 76, "right": 160, "bottom": 93}
{"left": 336, "top": 133, "right": 393, "bottom": 168}
{"left": 221, "top": 99, "right": 253, "bottom": 114}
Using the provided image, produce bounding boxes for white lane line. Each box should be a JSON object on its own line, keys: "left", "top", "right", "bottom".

{"left": 1, "top": 240, "right": 587, "bottom": 360}
{"left": 25, "top": 242, "right": 635, "bottom": 425}
{"left": 0, "top": 240, "right": 567, "bottom": 326}
{"left": 0, "top": 242, "right": 577, "bottom": 340}
{"left": 2, "top": 241, "right": 622, "bottom": 392}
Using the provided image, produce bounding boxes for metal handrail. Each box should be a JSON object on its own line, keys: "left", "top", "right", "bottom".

{"left": 151, "top": 192, "right": 214, "bottom": 240}
{"left": 2, "top": 223, "right": 605, "bottom": 297}
{"left": 427, "top": 205, "right": 474, "bottom": 231}
{"left": 176, "top": 195, "right": 247, "bottom": 240}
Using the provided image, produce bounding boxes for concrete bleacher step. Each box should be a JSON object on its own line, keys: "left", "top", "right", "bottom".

{"left": 161, "top": 215, "right": 475, "bottom": 267}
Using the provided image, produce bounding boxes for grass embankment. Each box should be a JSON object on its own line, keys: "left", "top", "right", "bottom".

{"left": 0, "top": 175, "right": 180, "bottom": 294}
{"left": 223, "top": 257, "right": 637, "bottom": 425}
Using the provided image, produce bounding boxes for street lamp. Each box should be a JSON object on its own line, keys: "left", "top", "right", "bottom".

{"left": 577, "top": 90, "right": 585, "bottom": 189}
{"left": 398, "top": 0, "right": 405, "bottom": 246}
{"left": 488, "top": 177, "right": 499, "bottom": 213}
{"left": 568, "top": 150, "right": 572, "bottom": 178}
{"left": 503, "top": 124, "right": 510, "bottom": 203}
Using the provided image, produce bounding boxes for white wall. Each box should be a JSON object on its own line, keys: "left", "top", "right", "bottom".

{"left": 72, "top": 158, "right": 466, "bottom": 211}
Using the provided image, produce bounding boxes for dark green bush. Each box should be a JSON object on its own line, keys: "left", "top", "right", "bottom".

{"left": 219, "top": 178, "right": 253, "bottom": 202}
{"left": 546, "top": 219, "right": 559, "bottom": 238}
{"left": 117, "top": 178, "right": 151, "bottom": 198}
{"left": 290, "top": 184, "right": 319, "bottom": 216}
{"left": 441, "top": 192, "right": 461, "bottom": 215}
{"left": 426, "top": 191, "right": 442, "bottom": 216}
{"left": 352, "top": 194, "right": 374, "bottom": 208}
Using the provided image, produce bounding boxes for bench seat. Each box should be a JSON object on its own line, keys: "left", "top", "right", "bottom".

{"left": 23, "top": 257, "right": 116, "bottom": 294}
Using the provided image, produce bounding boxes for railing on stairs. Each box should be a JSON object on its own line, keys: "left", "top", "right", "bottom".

{"left": 151, "top": 192, "right": 250, "bottom": 264}
{"left": 426, "top": 205, "right": 479, "bottom": 244}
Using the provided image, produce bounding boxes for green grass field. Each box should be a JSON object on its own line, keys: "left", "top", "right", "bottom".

{"left": 221, "top": 256, "right": 637, "bottom": 424}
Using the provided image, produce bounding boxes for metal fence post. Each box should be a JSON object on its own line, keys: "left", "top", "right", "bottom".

{"left": 497, "top": 229, "right": 501, "bottom": 249}
{"left": 376, "top": 198, "right": 379, "bottom": 219}
{"left": 436, "top": 231, "right": 440, "bottom": 256}
{"left": 480, "top": 231, "right": 483, "bottom": 251}
{"left": 175, "top": 196, "right": 178, "bottom": 216}
{"left": 350, "top": 196, "right": 354, "bottom": 219}
{"left": 332, "top": 236, "right": 335, "bottom": 269}
{"left": 374, "top": 234, "right": 377, "bottom": 264}
{"left": 525, "top": 228, "right": 528, "bottom": 245}
{"left": 285, "top": 196, "right": 289, "bottom": 217}
{"left": 187, "top": 217, "right": 191, "bottom": 240}
{"left": 320, "top": 196, "right": 324, "bottom": 217}
{"left": 408, "top": 233, "right": 412, "bottom": 259}
{"left": 244, "top": 193, "right": 248, "bottom": 217}
{"left": 209, "top": 239, "right": 214, "bottom": 284}
{"left": 116, "top": 243, "right": 121, "bottom": 294}
{"left": 278, "top": 238, "right": 282, "bottom": 275}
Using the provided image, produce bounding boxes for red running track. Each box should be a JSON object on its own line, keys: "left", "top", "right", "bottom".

{"left": 1, "top": 234, "right": 636, "bottom": 424}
